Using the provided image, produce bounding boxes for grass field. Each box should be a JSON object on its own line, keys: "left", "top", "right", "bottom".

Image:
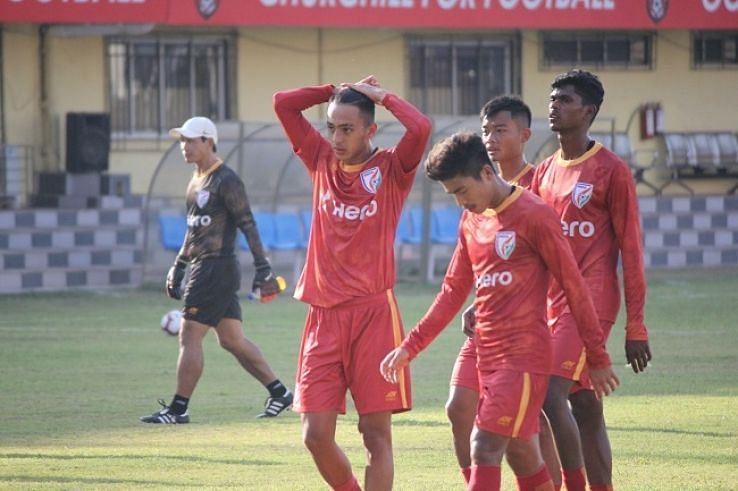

{"left": 1, "top": 268, "right": 737, "bottom": 490}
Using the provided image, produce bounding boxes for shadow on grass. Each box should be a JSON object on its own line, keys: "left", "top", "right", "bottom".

{"left": 0, "top": 452, "right": 279, "bottom": 466}
{"left": 392, "top": 418, "right": 448, "bottom": 428}
{"left": 608, "top": 426, "right": 735, "bottom": 439}
{"left": 0, "top": 475, "right": 185, "bottom": 487}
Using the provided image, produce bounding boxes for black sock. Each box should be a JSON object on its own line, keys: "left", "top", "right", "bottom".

{"left": 169, "top": 394, "right": 189, "bottom": 415}
{"left": 266, "top": 380, "right": 288, "bottom": 398}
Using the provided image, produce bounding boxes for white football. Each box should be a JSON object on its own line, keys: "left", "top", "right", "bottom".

{"left": 160, "top": 309, "right": 183, "bottom": 336}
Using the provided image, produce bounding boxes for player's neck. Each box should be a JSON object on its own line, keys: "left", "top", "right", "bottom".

{"left": 496, "top": 158, "right": 527, "bottom": 183}
{"left": 557, "top": 131, "right": 591, "bottom": 160}
{"left": 344, "top": 145, "right": 377, "bottom": 166}
{"left": 195, "top": 155, "right": 220, "bottom": 176}
{"left": 488, "top": 178, "right": 514, "bottom": 210}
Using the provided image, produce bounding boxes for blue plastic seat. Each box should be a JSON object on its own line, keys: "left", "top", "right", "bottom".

{"left": 159, "top": 215, "right": 187, "bottom": 251}
{"left": 431, "top": 207, "right": 461, "bottom": 245}
{"left": 239, "top": 211, "right": 276, "bottom": 251}
{"left": 398, "top": 206, "right": 422, "bottom": 245}
{"left": 272, "top": 212, "right": 306, "bottom": 250}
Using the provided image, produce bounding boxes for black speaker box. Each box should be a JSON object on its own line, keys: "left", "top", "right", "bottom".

{"left": 66, "top": 112, "right": 111, "bottom": 174}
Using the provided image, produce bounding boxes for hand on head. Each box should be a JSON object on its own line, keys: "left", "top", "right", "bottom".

{"left": 342, "top": 75, "right": 386, "bottom": 105}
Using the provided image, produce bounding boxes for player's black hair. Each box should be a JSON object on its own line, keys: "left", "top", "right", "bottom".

{"left": 480, "top": 95, "right": 532, "bottom": 128}
{"left": 425, "top": 131, "right": 493, "bottom": 182}
{"left": 201, "top": 136, "right": 217, "bottom": 153}
{"left": 551, "top": 69, "right": 605, "bottom": 123}
{"left": 330, "top": 87, "right": 376, "bottom": 125}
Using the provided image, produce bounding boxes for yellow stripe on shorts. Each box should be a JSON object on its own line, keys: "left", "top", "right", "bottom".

{"left": 512, "top": 372, "right": 531, "bottom": 438}
{"left": 573, "top": 348, "right": 588, "bottom": 381}
{"left": 386, "top": 289, "right": 408, "bottom": 408}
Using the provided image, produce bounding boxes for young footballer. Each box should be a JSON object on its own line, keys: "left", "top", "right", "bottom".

{"left": 447, "top": 96, "right": 561, "bottom": 488}
{"left": 531, "top": 70, "right": 652, "bottom": 491}
{"left": 141, "top": 116, "right": 292, "bottom": 424}
{"left": 273, "top": 76, "right": 432, "bottom": 491}
{"left": 381, "top": 131, "right": 619, "bottom": 491}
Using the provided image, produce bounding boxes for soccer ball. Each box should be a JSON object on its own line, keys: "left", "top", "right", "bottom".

{"left": 160, "top": 310, "right": 183, "bottom": 336}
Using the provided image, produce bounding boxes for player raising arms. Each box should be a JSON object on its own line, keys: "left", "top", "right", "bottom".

{"left": 447, "top": 96, "right": 561, "bottom": 488}
{"left": 381, "top": 132, "right": 619, "bottom": 491}
{"left": 140, "top": 116, "right": 292, "bottom": 424}
{"left": 531, "top": 70, "right": 652, "bottom": 491}
{"left": 273, "top": 76, "right": 431, "bottom": 491}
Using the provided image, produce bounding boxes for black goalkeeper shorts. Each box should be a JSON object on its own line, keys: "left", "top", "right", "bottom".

{"left": 183, "top": 256, "right": 242, "bottom": 327}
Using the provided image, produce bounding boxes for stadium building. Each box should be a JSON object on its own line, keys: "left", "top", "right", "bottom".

{"left": 1, "top": 0, "right": 737, "bottom": 292}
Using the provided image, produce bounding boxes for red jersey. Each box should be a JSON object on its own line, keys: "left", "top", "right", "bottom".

{"left": 531, "top": 143, "right": 648, "bottom": 340}
{"left": 273, "top": 85, "right": 432, "bottom": 308}
{"left": 402, "top": 188, "right": 610, "bottom": 374}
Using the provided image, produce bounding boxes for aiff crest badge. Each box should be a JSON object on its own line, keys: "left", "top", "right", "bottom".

{"left": 360, "top": 166, "right": 383, "bottom": 194}
{"left": 196, "top": 190, "right": 210, "bottom": 209}
{"left": 572, "top": 182, "right": 593, "bottom": 209}
{"left": 196, "top": 0, "right": 219, "bottom": 20}
{"left": 495, "top": 231, "right": 516, "bottom": 260}
{"left": 647, "top": 0, "right": 668, "bottom": 24}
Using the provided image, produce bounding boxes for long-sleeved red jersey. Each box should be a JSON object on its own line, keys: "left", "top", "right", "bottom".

{"left": 531, "top": 142, "right": 648, "bottom": 341}
{"left": 402, "top": 188, "right": 611, "bottom": 373}
{"left": 273, "top": 85, "right": 432, "bottom": 308}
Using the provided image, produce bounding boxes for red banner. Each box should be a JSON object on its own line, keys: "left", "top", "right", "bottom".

{"left": 2, "top": 0, "right": 737, "bottom": 29}
{"left": 0, "top": 0, "right": 169, "bottom": 24}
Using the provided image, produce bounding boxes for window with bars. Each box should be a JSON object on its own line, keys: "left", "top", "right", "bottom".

{"left": 407, "top": 38, "right": 514, "bottom": 116}
{"left": 541, "top": 32, "right": 652, "bottom": 69}
{"left": 693, "top": 32, "right": 738, "bottom": 68}
{"left": 107, "top": 36, "right": 234, "bottom": 138}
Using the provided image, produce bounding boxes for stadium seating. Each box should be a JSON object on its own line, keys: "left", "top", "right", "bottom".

{"left": 158, "top": 214, "right": 187, "bottom": 251}
{"left": 272, "top": 211, "right": 307, "bottom": 282}
{"left": 659, "top": 132, "right": 738, "bottom": 195}
{"left": 427, "top": 206, "right": 462, "bottom": 281}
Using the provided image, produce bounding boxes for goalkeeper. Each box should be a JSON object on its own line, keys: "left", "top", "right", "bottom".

{"left": 140, "top": 116, "right": 293, "bottom": 424}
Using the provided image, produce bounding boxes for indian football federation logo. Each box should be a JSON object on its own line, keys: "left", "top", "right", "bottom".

{"left": 571, "top": 182, "right": 594, "bottom": 209}
{"left": 495, "top": 231, "right": 516, "bottom": 260}
{"left": 196, "top": 190, "right": 210, "bottom": 209}
{"left": 647, "top": 0, "right": 668, "bottom": 24}
{"left": 196, "top": 0, "right": 219, "bottom": 20}
{"left": 360, "top": 166, "right": 382, "bottom": 194}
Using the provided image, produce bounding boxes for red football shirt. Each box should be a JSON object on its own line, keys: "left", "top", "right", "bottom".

{"left": 273, "top": 85, "right": 432, "bottom": 308}
{"left": 531, "top": 143, "right": 648, "bottom": 340}
{"left": 402, "top": 188, "right": 610, "bottom": 373}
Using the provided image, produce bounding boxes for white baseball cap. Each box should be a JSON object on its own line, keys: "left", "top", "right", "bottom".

{"left": 169, "top": 116, "right": 218, "bottom": 144}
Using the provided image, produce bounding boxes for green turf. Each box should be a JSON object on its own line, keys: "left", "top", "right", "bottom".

{"left": 0, "top": 269, "right": 736, "bottom": 490}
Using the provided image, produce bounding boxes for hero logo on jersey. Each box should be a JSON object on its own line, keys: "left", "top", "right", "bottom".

{"left": 196, "top": 0, "right": 219, "bottom": 19}
{"left": 647, "top": 0, "right": 668, "bottom": 24}
{"left": 360, "top": 166, "right": 382, "bottom": 194}
{"left": 495, "top": 231, "right": 516, "bottom": 260}
{"left": 196, "top": 190, "right": 210, "bottom": 209}
{"left": 571, "top": 182, "right": 594, "bottom": 209}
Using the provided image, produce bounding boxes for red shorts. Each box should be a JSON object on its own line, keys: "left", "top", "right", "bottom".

{"left": 294, "top": 290, "right": 412, "bottom": 416}
{"left": 549, "top": 313, "right": 614, "bottom": 391}
{"left": 450, "top": 337, "right": 480, "bottom": 392}
{"left": 476, "top": 369, "right": 549, "bottom": 440}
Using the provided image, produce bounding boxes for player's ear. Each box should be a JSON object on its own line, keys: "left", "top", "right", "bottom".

{"left": 367, "top": 121, "right": 378, "bottom": 139}
{"left": 521, "top": 126, "right": 532, "bottom": 144}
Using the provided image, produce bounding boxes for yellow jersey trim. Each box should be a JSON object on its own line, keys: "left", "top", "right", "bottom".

{"left": 509, "top": 163, "right": 534, "bottom": 185}
{"left": 556, "top": 142, "right": 602, "bottom": 167}
{"left": 481, "top": 186, "right": 524, "bottom": 217}
{"left": 340, "top": 147, "right": 383, "bottom": 173}
{"left": 194, "top": 159, "right": 223, "bottom": 179}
